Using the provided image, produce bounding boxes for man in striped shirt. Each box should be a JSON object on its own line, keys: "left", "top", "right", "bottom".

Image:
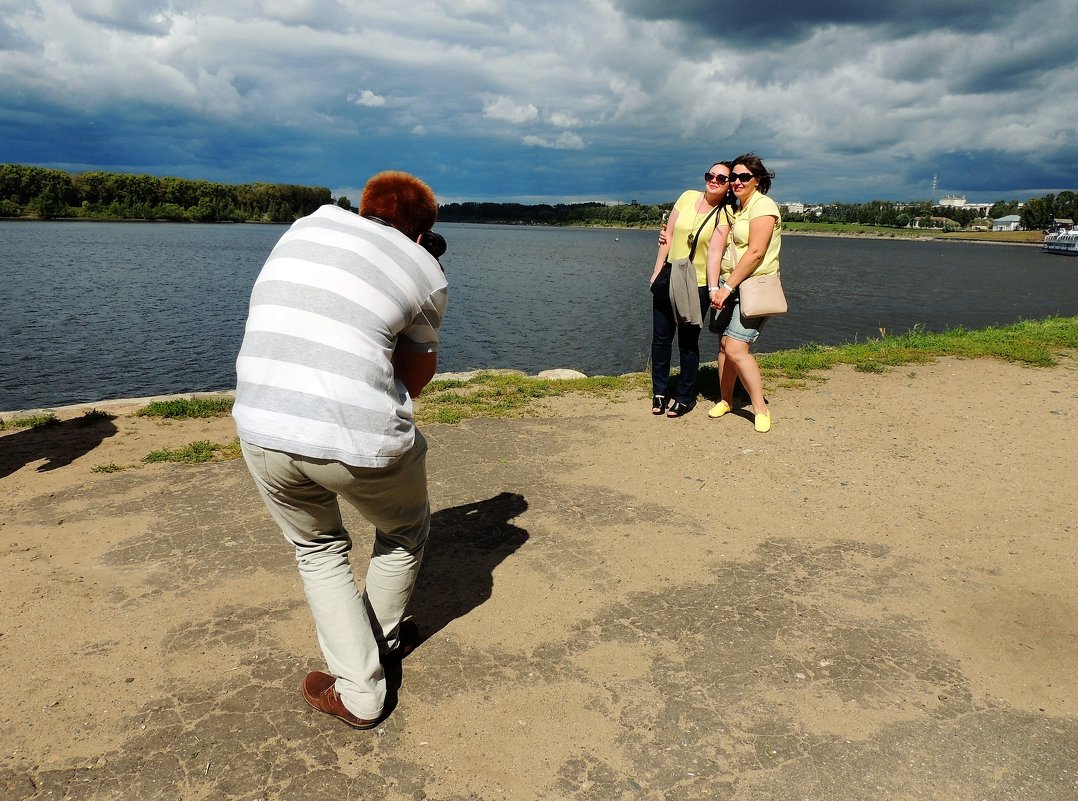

{"left": 233, "top": 171, "right": 448, "bottom": 729}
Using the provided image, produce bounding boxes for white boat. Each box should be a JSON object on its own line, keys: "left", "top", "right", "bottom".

{"left": 1042, "top": 229, "right": 1078, "bottom": 255}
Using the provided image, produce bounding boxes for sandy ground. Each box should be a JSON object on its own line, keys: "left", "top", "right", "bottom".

{"left": 1, "top": 356, "right": 1076, "bottom": 801}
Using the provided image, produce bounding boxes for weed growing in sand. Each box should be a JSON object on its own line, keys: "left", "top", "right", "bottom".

{"left": 91, "top": 463, "right": 126, "bottom": 473}
{"left": 75, "top": 409, "right": 114, "bottom": 427}
{"left": 143, "top": 437, "right": 241, "bottom": 464}
{"left": 136, "top": 397, "right": 233, "bottom": 419}
{"left": 0, "top": 412, "right": 59, "bottom": 430}
{"left": 416, "top": 371, "right": 647, "bottom": 425}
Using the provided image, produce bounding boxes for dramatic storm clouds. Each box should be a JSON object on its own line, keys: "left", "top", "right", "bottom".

{"left": 1, "top": 0, "right": 1075, "bottom": 204}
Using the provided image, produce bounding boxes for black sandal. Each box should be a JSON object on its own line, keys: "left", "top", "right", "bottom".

{"left": 666, "top": 400, "right": 693, "bottom": 418}
{"left": 651, "top": 395, "right": 667, "bottom": 415}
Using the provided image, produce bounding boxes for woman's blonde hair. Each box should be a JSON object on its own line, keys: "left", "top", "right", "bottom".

{"left": 360, "top": 171, "right": 437, "bottom": 240}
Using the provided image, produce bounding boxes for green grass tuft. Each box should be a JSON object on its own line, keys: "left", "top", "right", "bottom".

{"left": 136, "top": 397, "right": 234, "bottom": 419}
{"left": 416, "top": 371, "right": 648, "bottom": 425}
{"left": 756, "top": 316, "right": 1077, "bottom": 380}
{"left": 142, "top": 437, "right": 242, "bottom": 464}
{"left": 0, "top": 412, "right": 60, "bottom": 430}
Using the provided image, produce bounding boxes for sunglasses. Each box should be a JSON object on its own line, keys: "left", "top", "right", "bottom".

{"left": 730, "top": 172, "right": 755, "bottom": 184}
{"left": 704, "top": 172, "right": 730, "bottom": 185}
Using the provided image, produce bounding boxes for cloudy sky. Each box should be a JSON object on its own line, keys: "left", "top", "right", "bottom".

{"left": 2, "top": 0, "right": 1076, "bottom": 206}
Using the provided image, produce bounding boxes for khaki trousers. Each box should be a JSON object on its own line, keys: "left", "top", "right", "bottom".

{"left": 240, "top": 433, "right": 430, "bottom": 719}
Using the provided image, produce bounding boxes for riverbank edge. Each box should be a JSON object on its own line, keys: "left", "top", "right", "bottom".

{"left": 0, "top": 369, "right": 567, "bottom": 419}
{"left": 6, "top": 316, "right": 1075, "bottom": 420}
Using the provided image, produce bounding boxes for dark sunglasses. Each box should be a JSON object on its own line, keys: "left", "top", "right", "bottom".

{"left": 704, "top": 172, "right": 730, "bottom": 185}
{"left": 730, "top": 172, "right": 755, "bottom": 183}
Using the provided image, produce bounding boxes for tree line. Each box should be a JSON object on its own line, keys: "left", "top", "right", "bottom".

{"left": 439, "top": 196, "right": 1078, "bottom": 232}
{"left": 2, "top": 163, "right": 1073, "bottom": 231}
{"left": 785, "top": 194, "right": 1078, "bottom": 232}
{"left": 0, "top": 164, "right": 336, "bottom": 222}
{"left": 436, "top": 201, "right": 668, "bottom": 227}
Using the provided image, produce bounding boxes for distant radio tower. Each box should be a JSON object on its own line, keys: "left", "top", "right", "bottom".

{"left": 931, "top": 174, "right": 937, "bottom": 202}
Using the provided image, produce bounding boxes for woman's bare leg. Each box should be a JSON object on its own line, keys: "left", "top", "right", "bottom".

{"left": 723, "top": 338, "right": 767, "bottom": 415}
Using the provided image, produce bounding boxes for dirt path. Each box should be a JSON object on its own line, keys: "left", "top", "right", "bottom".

{"left": 2, "top": 356, "right": 1076, "bottom": 800}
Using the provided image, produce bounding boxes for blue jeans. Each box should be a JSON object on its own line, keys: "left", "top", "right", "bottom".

{"left": 651, "top": 285, "right": 710, "bottom": 404}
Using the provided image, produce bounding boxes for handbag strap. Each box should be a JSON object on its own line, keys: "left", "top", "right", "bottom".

{"left": 687, "top": 200, "right": 721, "bottom": 262}
{"left": 725, "top": 237, "right": 740, "bottom": 290}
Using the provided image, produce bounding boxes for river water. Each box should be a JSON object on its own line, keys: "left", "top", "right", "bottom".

{"left": 1, "top": 220, "right": 1075, "bottom": 410}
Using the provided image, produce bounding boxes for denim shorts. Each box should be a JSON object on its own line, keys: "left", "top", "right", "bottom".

{"left": 709, "top": 291, "right": 768, "bottom": 343}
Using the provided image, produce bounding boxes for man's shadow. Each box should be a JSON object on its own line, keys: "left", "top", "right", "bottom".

{"left": 408, "top": 491, "right": 530, "bottom": 643}
{"left": 0, "top": 412, "right": 119, "bottom": 480}
{"left": 384, "top": 492, "right": 529, "bottom": 712}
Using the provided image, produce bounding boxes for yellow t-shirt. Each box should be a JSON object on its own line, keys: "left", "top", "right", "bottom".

{"left": 669, "top": 190, "right": 731, "bottom": 286}
{"left": 722, "top": 191, "right": 781, "bottom": 279}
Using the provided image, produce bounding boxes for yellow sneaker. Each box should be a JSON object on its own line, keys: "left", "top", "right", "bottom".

{"left": 754, "top": 410, "right": 771, "bottom": 433}
{"left": 708, "top": 400, "right": 732, "bottom": 419}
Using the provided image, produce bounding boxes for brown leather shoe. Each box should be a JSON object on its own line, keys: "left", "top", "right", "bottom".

{"left": 302, "top": 672, "right": 381, "bottom": 729}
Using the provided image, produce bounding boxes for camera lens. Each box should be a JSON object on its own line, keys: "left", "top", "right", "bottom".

{"left": 420, "top": 231, "right": 446, "bottom": 259}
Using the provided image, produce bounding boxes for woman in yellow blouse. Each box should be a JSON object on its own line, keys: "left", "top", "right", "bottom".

{"left": 705, "top": 153, "right": 780, "bottom": 433}
{"left": 648, "top": 163, "right": 734, "bottom": 418}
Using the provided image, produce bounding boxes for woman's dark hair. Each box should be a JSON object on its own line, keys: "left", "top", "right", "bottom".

{"left": 731, "top": 152, "right": 775, "bottom": 195}
{"left": 709, "top": 160, "right": 740, "bottom": 213}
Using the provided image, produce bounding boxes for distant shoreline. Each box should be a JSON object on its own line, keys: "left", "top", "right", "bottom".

{"left": 1, "top": 215, "right": 1045, "bottom": 246}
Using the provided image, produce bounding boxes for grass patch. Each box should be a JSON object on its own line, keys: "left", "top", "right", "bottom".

{"left": 784, "top": 222, "right": 1043, "bottom": 244}
{"left": 785, "top": 222, "right": 920, "bottom": 237}
{"left": 136, "top": 396, "right": 233, "bottom": 419}
{"left": 0, "top": 412, "right": 60, "bottom": 430}
{"left": 91, "top": 463, "right": 126, "bottom": 473}
{"left": 415, "top": 371, "right": 648, "bottom": 425}
{"left": 143, "top": 438, "right": 242, "bottom": 464}
{"left": 938, "top": 230, "right": 1044, "bottom": 244}
{"left": 757, "top": 316, "right": 1077, "bottom": 381}
{"left": 412, "top": 317, "right": 1076, "bottom": 425}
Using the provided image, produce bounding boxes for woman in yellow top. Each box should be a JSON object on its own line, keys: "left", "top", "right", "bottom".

{"left": 705, "top": 153, "right": 780, "bottom": 433}
{"left": 648, "top": 163, "right": 734, "bottom": 418}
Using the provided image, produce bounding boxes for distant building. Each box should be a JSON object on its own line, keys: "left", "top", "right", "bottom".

{"left": 781, "top": 201, "right": 805, "bottom": 214}
{"left": 939, "top": 195, "right": 966, "bottom": 207}
{"left": 1050, "top": 218, "right": 1074, "bottom": 232}
{"left": 991, "top": 214, "right": 1022, "bottom": 231}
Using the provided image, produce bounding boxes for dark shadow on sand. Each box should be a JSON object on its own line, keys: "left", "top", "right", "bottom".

{"left": 407, "top": 491, "right": 529, "bottom": 647}
{"left": 0, "top": 413, "right": 118, "bottom": 480}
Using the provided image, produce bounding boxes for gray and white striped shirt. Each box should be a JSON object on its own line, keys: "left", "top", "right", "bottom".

{"left": 233, "top": 205, "right": 448, "bottom": 467}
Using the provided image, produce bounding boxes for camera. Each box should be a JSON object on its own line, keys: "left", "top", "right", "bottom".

{"left": 419, "top": 231, "right": 446, "bottom": 259}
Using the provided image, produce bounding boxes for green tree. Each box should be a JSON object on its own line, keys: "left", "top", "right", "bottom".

{"left": 989, "top": 200, "right": 1019, "bottom": 218}
{"left": 1053, "top": 190, "right": 1077, "bottom": 223}
{"left": 1020, "top": 196, "right": 1053, "bottom": 231}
